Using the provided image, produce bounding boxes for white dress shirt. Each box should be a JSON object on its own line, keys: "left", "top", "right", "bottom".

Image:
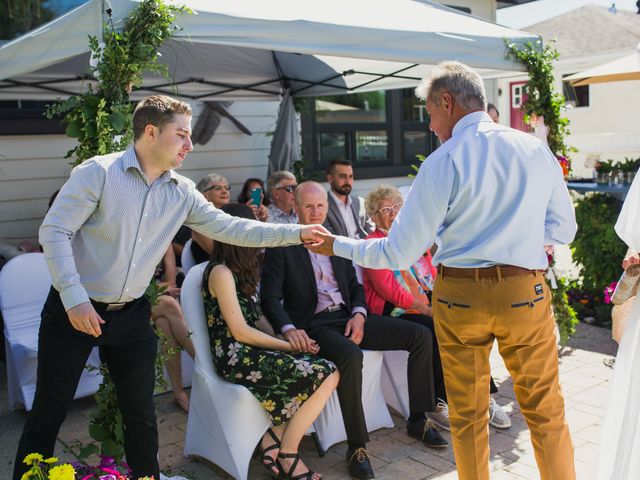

{"left": 329, "top": 190, "right": 359, "bottom": 239}
{"left": 40, "top": 148, "right": 302, "bottom": 310}
{"left": 334, "top": 111, "right": 577, "bottom": 271}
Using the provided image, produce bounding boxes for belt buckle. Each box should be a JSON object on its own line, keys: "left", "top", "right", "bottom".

{"left": 327, "top": 304, "right": 342, "bottom": 313}
{"left": 106, "top": 302, "right": 126, "bottom": 311}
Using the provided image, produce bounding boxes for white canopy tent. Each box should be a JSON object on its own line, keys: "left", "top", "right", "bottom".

{"left": 0, "top": 0, "right": 539, "bottom": 101}
{"left": 566, "top": 45, "right": 640, "bottom": 86}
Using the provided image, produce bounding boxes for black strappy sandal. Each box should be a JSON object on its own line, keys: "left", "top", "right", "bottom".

{"left": 276, "top": 452, "right": 319, "bottom": 480}
{"left": 256, "top": 428, "right": 281, "bottom": 477}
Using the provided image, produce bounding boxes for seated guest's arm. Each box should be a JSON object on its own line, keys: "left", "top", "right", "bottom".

{"left": 364, "top": 267, "right": 413, "bottom": 310}
{"left": 209, "top": 264, "right": 293, "bottom": 351}
{"left": 260, "top": 247, "right": 295, "bottom": 332}
{"left": 261, "top": 247, "right": 319, "bottom": 353}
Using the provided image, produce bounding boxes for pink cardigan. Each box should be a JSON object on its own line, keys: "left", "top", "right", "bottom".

{"left": 363, "top": 228, "right": 435, "bottom": 315}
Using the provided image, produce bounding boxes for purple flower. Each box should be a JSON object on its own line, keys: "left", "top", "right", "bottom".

{"left": 604, "top": 282, "right": 618, "bottom": 304}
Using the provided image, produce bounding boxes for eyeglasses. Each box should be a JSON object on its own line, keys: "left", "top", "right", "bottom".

{"left": 276, "top": 185, "right": 297, "bottom": 193}
{"left": 375, "top": 203, "right": 402, "bottom": 216}
{"left": 205, "top": 185, "right": 231, "bottom": 193}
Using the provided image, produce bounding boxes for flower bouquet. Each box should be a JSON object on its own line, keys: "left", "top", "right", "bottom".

{"left": 20, "top": 453, "right": 154, "bottom": 480}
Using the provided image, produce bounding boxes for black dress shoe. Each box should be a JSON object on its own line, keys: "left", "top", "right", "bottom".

{"left": 407, "top": 418, "right": 448, "bottom": 448}
{"left": 346, "top": 447, "right": 375, "bottom": 480}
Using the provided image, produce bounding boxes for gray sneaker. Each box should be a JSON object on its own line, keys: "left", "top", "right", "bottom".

{"left": 426, "top": 399, "right": 450, "bottom": 431}
{"left": 489, "top": 396, "right": 511, "bottom": 429}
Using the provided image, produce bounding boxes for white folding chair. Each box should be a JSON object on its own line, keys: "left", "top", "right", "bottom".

{"left": 181, "top": 262, "right": 271, "bottom": 480}
{"left": 381, "top": 350, "right": 410, "bottom": 419}
{"left": 312, "top": 349, "right": 394, "bottom": 451}
{"left": 0, "top": 253, "right": 103, "bottom": 411}
{"left": 181, "top": 239, "right": 196, "bottom": 275}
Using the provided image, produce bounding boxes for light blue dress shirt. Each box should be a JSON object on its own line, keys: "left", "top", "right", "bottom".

{"left": 334, "top": 111, "right": 577, "bottom": 271}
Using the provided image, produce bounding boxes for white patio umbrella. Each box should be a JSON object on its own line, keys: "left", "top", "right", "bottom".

{"left": 566, "top": 44, "right": 640, "bottom": 86}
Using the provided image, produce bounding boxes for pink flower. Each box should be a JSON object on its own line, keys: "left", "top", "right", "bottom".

{"left": 604, "top": 282, "right": 618, "bottom": 304}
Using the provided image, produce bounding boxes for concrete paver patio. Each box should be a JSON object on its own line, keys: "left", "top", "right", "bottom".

{"left": 0, "top": 322, "right": 617, "bottom": 479}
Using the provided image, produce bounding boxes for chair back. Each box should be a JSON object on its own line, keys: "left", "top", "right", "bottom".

{"left": 0, "top": 253, "right": 51, "bottom": 345}
{"left": 181, "top": 239, "right": 196, "bottom": 275}
{"left": 180, "top": 262, "right": 222, "bottom": 384}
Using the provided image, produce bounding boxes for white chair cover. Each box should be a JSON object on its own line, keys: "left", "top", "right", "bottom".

{"left": 181, "top": 239, "right": 196, "bottom": 275}
{"left": 0, "top": 253, "right": 102, "bottom": 411}
{"left": 181, "top": 262, "right": 271, "bottom": 480}
{"left": 381, "top": 350, "right": 410, "bottom": 419}
{"left": 312, "top": 349, "right": 394, "bottom": 451}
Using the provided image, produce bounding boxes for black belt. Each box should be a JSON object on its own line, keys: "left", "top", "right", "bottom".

{"left": 91, "top": 299, "right": 136, "bottom": 312}
{"left": 317, "top": 304, "right": 347, "bottom": 315}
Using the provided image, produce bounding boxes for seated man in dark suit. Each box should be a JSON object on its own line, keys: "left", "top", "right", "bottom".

{"left": 261, "top": 181, "right": 447, "bottom": 480}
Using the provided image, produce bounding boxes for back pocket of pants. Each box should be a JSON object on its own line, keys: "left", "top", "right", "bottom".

{"left": 510, "top": 296, "right": 544, "bottom": 308}
{"left": 437, "top": 298, "right": 471, "bottom": 309}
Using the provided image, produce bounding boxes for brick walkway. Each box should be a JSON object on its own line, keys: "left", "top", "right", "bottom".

{"left": 0, "top": 322, "right": 617, "bottom": 479}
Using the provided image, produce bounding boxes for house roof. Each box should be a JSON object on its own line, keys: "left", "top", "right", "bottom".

{"left": 524, "top": 5, "right": 640, "bottom": 59}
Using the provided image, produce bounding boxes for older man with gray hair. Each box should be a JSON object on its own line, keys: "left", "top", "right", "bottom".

{"left": 308, "top": 61, "right": 577, "bottom": 480}
{"left": 267, "top": 170, "right": 298, "bottom": 224}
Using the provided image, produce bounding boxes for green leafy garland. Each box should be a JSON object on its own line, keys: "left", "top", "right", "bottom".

{"left": 46, "top": 0, "right": 190, "bottom": 166}
{"left": 506, "top": 40, "right": 580, "bottom": 343}
{"left": 45, "top": 0, "right": 190, "bottom": 464}
{"left": 505, "top": 40, "right": 575, "bottom": 159}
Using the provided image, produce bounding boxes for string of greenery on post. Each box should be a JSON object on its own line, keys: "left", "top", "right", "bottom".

{"left": 45, "top": 0, "right": 190, "bottom": 464}
{"left": 46, "top": 0, "right": 190, "bottom": 167}
{"left": 506, "top": 39, "right": 579, "bottom": 343}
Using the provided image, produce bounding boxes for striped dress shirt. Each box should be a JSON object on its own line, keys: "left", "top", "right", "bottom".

{"left": 40, "top": 148, "right": 302, "bottom": 310}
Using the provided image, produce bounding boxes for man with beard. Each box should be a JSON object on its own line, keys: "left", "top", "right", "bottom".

{"left": 324, "top": 160, "right": 374, "bottom": 239}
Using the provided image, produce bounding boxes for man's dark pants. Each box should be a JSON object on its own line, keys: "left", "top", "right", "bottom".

{"left": 309, "top": 312, "right": 435, "bottom": 445}
{"left": 13, "top": 288, "right": 159, "bottom": 480}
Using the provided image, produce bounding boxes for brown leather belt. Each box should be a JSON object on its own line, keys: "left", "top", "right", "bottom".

{"left": 438, "top": 265, "right": 541, "bottom": 280}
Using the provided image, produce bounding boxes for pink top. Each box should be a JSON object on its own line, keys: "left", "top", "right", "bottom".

{"left": 363, "top": 228, "right": 436, "bottom": 315}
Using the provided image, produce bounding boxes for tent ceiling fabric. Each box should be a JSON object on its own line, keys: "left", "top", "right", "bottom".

{"left": 0, "top": 0, "right": 539, "bottom": 101}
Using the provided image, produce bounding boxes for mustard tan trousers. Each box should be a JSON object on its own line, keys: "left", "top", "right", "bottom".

{"left": 432, "top": 268, "right": 575, "bottom": 480}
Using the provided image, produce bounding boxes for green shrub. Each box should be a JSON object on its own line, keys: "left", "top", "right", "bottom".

{"left": 572, "top": 193, "right": 626, "bottom": 291}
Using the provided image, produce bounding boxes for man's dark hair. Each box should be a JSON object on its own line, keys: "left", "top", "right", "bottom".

{"left": 132, "top": 95, "right": 192, "bottom": 141}
{"left": 326, "top": 159, "right": 352, "bottom": 175}
{"left": 487, "top": 103, "right": 499, "bottom": 117}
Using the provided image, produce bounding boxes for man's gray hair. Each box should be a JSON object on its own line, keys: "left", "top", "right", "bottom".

{"left": 267, "top": 170, "right": 297, "bottom": 194}
{"left": 196, "top": 173, "right": 227, "bottom": 193}
{"left": 415, "top": 61, "right": 487, "bottom": 112}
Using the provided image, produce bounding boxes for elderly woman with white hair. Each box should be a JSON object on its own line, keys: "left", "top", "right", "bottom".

{"left": 362, "top": 184, "right": 510, "bottom": 431}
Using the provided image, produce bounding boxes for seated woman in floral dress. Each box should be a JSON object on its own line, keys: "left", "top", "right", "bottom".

{"left": 203, "top": 203, "right": 339, "bottom": 480}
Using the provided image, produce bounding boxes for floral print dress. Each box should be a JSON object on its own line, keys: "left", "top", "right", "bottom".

{"left": 203, "top": 262, "right": 336, "bottom": 425}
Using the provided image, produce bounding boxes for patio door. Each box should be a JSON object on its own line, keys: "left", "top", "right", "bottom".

{"left": 509, "top": 81, "right": 528, "bottom": 132}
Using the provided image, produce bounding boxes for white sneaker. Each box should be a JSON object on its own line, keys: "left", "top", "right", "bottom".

{"left": 489, "top": 396, "right": 511, "bottom": 429}
{"left": 427, "top": 398, "right": 450, "bottom": 431}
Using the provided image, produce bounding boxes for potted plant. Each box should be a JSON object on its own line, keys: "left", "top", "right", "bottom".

{"left": 618, "top": 156, "right": 640, "bottom": 185}
{"left": 594, "top": 160, "right": 614, "bottom": 184}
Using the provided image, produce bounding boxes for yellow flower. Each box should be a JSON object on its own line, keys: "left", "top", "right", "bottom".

{"left": 44, "top": 457, "right": 58, "bottom": 465}
{"left": 23, "top": 453, "right": 44, "bottom": 466}
{"left": 21, "top": 472, "right": 32, "bottom": 480}
{"left": 243, "top": 357, "right": 251, "bottom": 365}
{"left": 296, "top": 393, "right": 308, "bottom": 402}
{"left": 262, "top": 399, "right": 276, "bottom": 412}
{"left": 47, "top": 463, "right": 75, "bottom": 480}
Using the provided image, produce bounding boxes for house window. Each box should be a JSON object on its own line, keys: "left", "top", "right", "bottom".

{"left": 299, "top": 89, "right": 438, "bottom": 179}
{"left": 563, "top": 77, "right": 590, "bottom": 108}
{"left": 0, "top": 100, "right": 65, "bottom": 135}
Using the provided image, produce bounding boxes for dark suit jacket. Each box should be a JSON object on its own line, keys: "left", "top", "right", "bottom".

{"left": 324, "top": 193, "right": 373, "bottom": 239}
{"left": 261, "top": 244, "right": 367, "bottom": 332}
